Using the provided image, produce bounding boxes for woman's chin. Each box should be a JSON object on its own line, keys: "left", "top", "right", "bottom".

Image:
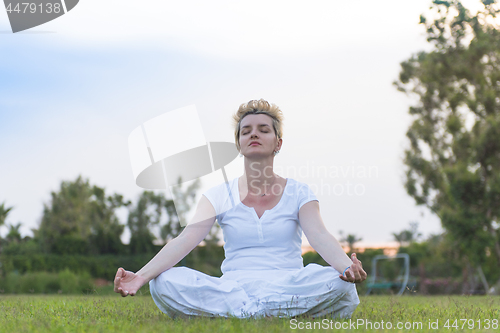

{"left": 242, "top": 153, "right": 273, "bottom": 160}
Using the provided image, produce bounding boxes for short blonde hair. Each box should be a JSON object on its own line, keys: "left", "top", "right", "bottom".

{"left": 232, "top": 99, "right": 284, "bottom": 152}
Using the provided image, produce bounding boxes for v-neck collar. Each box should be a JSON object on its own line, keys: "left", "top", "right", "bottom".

{"left": 236, "top": 177, "right": 289, "bottom": 221}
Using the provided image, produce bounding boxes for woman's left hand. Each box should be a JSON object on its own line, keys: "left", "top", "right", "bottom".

{"left": 339, "top": 253, "right": 367, "bottom": 283}
{"left": 114, "top": 267, "right": 147, "bottom": 297}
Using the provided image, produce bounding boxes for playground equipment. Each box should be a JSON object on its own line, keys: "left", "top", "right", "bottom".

{"left": 365, "top": 253, "right": 411, "bottom": 296}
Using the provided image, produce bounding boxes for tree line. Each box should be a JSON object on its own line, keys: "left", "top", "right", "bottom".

{"left": 0, "top": 175, "right": 220, "bottom": 256}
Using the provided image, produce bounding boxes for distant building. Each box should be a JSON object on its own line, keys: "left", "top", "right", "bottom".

{"left": 301, "top": 242, "right": 400, "bottom": 256}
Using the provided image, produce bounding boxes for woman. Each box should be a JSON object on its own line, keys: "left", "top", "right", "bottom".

{"left": 114, "top": 99, "right": 367, "bottom": 318}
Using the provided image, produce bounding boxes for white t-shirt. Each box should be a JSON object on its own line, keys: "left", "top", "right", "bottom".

{"left": 202, "top": 177, "right": 319, "bottom": 274}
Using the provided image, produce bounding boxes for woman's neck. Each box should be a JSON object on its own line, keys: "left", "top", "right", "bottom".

{"left": 241, "top": 158, "right": 276, "bottom": 194}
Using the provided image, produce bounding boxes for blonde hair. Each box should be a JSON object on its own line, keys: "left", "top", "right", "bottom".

{"left": 232, "top": 99, "right": 284, "bottom": 152}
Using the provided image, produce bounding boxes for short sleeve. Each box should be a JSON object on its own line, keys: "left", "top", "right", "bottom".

{"left": 202, "top": 185, "right": 221, "bottom": 217}
{"left": 297, "top": 182, "right": 319, "bottom": 210}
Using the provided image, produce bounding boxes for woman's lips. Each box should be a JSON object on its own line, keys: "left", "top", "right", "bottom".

{"left": 250, "top": 143, "right": 260, "bottom": 146}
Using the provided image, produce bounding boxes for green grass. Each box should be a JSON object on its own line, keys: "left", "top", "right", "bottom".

{"left": 0, "top": 295, "right": 499, "bottom": 332}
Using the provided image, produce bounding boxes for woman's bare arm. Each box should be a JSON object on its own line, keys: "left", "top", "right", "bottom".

{"left": 298, "top": 200, "right": 366, "bottom": 283}
{"left": 114, "top": 195, "right": 216, "bottom": 296}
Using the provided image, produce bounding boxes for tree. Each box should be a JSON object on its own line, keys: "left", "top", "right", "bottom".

{"left": 36, "top": 175, "right": 130, "bottom": 254}
{"left": 6, "top": 222, "right": 22, "bottom": 244}
{"left": 394, "top": 0, "right": 500, "bottom": 267}
{"left": 339, "top": 230, "right": 363, "bottom": 253}
{"left": 159, "top": 195, "right": 184, "bottom": 244}
{"left": 162, "top": 176, "right": 201, "bottom": 241}
{"left": 127, "top": 191, "right": 163, "bottom": 254}
{"left": 393, "top": 222, "right": 423, "bottom": 247}
{"left": 160, "top": 176, "right": 220, "bottom": 245}
{"left": 0, "top": 202, "right": 14, "bottom": 253}
{"left": 127, "top": 176, "right": 222, "bottom": 254}
{"left": 0, "top": 201, "right": 13, "bottom": 228}
{"left": 87, "top": 190, "right": 130, "bottom": 255}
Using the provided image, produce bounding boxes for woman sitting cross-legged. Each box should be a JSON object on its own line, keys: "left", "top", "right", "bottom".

{"left": 114, "top": 99, "right": 367, "bottom": 318}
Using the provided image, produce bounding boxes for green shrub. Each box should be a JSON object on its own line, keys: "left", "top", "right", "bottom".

{"left": 51, "top": 235, "right": 90, "bottom": 255}
{"left": 302, "top": 251, "right": 327, "bottom": 266}
{"left": 0, "top": 272, "right": 20, "bottom": 293}
{"left": 2, "top": 239, "right": 40, "bottom": 255}
{"left": 59, "top": 268, "right": 79, "bottom": 293}
{"left": 0, "top": 254, "right": 156, "bottom": 279}
{"left": 0, "top": 246, "right": 226, "bottom": 280}
{"left": 0, "top": 270, "right": 93, "bottom": 294}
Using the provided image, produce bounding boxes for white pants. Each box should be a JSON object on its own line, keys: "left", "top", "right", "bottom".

{"left": 149, "top": 264, "right": 360, "bottom": 319}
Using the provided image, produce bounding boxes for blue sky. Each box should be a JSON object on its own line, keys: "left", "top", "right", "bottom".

{"left": 2, "top": 0, "right": 485, "bottom": 246}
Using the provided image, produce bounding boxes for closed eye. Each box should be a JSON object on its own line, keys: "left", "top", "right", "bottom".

{"left": 242, "top": 130, "right": 269, "bottom": 135}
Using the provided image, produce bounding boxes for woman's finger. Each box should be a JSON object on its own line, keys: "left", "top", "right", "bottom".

{"left": 347, "top": 268, "right": 356, "bottom": 282}
{"left": 115, "top": 268, "right": 124, "bottom": 280}
{"left": 351, "top": 253, "right": 361, "bottom": 264}
{"left": 113, "top": 270, "right": 120, "bottom": 291}
{"left": 353, "top": 268, "right": 362, "bottom": 281}
{"left": 348, "top": 265, "right": 363, "bottom": 283}
{"left": 346, "top": 269, "right": 355, "bottom": 283}
{"left": 114, "top": 277, "right": 121, "bottom": 292}
{"left": 354, "top": 266, "right": 367, "bottom": 282}
{"left": 340, "top": 273, "right": 350, "bottom": 283}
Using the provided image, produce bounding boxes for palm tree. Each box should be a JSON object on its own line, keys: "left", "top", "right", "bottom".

{"left": 0, "top": 201, "right": 13, "bottom": 228}
{"left": 338, "top": 230, "right": 363, "bottom": 253}
{"left": 393, "top": 221, "right": 422, "bottom": 247}
{"left": 6, "top": 223, "right": 22, "bottom": 244}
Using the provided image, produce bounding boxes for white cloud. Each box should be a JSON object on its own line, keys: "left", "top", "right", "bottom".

{"left": 17, "top": 0, "right": 436, "bottom": 59}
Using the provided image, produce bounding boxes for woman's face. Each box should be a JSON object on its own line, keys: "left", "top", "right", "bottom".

{"left": 239, "top": 114, "right": 279, "bottom": 158}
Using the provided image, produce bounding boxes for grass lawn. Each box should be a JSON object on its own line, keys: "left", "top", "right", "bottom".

{"left": 0, "top": 294, "right": 499, "bottom": 332}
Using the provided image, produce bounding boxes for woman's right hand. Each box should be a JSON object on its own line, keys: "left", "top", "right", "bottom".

{"left": 339, "top": 253, "right": 367, "bottom": 283}
{"left": 114, "top": 267, "right": 147, "bottom": 297}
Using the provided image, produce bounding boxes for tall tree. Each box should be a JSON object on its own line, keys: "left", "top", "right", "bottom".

{"left": 36, "top": 175, "right": 130, "bottom": 254}
{"left": 395, "top": 0, "right": 500, "bottom": 266}
{"left": 127, "top": 191, "right": 163, "bottom": 254}
{"left": 87, "top": 190, "right": 130, "bottom": 254}
{"left": 127, "top": 176, "right": 220, "bottom": 254}
{"left": 159, "top": 195, "right": 184, "bottom": 243}
{"left": 159, "top": 176, "right": 216, "bottom": 244}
